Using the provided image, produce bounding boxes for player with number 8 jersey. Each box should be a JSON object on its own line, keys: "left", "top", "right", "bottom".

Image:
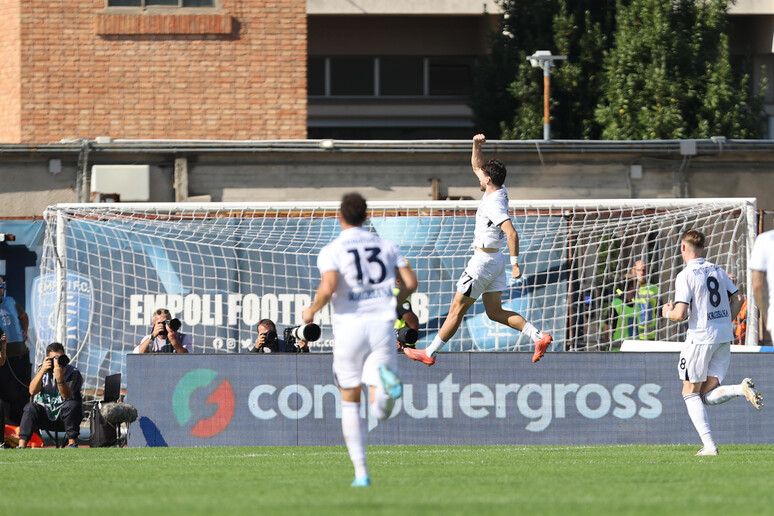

{"left": 662, "top": 229, "right": 762, "bottom": 457}
{"left": 302, "top": 192, "right": 417, "bottom": 487}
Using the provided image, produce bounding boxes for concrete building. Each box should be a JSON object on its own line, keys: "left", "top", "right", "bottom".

{"left": 0, "top": 1, "right": 771, "bottom": 143}
{"left": 307, "top": 0, "right": 774, "bottom": 140}
{"left": 307, "top": 0, "right": 500, "bottom": 139}
{"left": 0, "top": 1, "right": 773, "bottom": 220}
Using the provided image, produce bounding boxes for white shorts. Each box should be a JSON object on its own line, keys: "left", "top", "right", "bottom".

{"left": 456, "top": 251, "right": 507, "bottom": 299}
{"left": 678, "top": 341, "right": 731, "bottom": 384}
{"left": 331, "top": 316, "right": 397, "bottom": 390}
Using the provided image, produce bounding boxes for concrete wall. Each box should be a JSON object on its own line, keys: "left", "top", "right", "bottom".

{"left": 306, "top": 0, "right": 501, "bottom": 15}
{"left": 308, "top": 15, "right": 492, "bottom": 55}
{"left": 3, "top": 139, "right": 774, "bottom": 217}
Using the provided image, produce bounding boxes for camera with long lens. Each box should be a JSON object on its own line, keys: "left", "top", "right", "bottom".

{"left": 395, "top": 327, "right": 418, "bottom": 346}
{"left": 157, "top": 318, "right": 181, "bottom": 339}
{"left": 284, "top": 323, "right": 322, "bottom": 349}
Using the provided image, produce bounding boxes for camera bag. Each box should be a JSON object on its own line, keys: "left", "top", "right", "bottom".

{"left": 90, "top": 402, "right": 117, "bottom": 447}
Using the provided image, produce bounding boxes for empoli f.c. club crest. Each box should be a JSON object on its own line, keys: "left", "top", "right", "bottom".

{"left": 31, "top": 270, "right": 93, "bottom": 355}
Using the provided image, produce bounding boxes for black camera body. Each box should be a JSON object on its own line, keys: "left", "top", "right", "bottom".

{"left": 262, "top": 329, "right": 280, "bottom": 352}
{"left": 47, "top": 354, "right": 70, "bottom": 368}
{"left": 284, "top": 323, "right": 322, "bottom": 349}
{"left": 157, "top": 318, "right": 182, "bottom": 338}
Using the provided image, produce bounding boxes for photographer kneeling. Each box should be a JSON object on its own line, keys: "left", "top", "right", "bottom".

{"left": 249, "top": 319, "right": 319, "bottom": 353}
{"left": 18, "top": 342, "right": 83, "bottom": 448}
{"left": 137, "top": 308, "right": 192, "bottom": 353}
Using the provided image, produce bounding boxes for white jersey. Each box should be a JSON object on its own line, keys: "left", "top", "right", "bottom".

{"left": 674, "top": 257, "right": 737, "bottom": 345}
{"left": 317, "top": 226, "right": 407, "bottom": 322}
{"left": 472, "top": 186, "right": 510, "bottom": 249}
{"left": 750, "top": 229, "right": 774, "bottom": 334}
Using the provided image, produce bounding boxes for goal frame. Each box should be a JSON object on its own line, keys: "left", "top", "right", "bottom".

{"left": 41, "top": 197, "right": 758, "bottom": 393}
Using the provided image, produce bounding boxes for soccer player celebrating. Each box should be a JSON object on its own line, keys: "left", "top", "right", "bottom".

{"left": 662, "top": 229, "right": 763, "bottom": 456}
{"left": 302, "top": 192, "right": 417, "bottom": 487}
{"left": 404, "top": 134, "right": 552, "bottom": 366}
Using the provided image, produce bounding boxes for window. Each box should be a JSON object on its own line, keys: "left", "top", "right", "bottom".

{"left": 428, "top": 57, "right": 473, "bottom": 96}
{"left": 308, "top": 57, "right": 326, "bottom": 97}
{"left": 309, "top": 56, "right": 474, "bottom": 98}
{"left": 329, "top": 57, "right": 374, "bottom": 96}
{"left": 107, "top": 0, "right": 215, "bottom": 6}
{"left": 380, "top": 57, "right": 423, "bottom": 96}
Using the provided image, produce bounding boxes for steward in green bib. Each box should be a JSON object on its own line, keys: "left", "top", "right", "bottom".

{"left": 602, "top": 279, "right": 637, "bottom": 344}
{"left": 631, "top": 259, "right": 659, "bottom": 340}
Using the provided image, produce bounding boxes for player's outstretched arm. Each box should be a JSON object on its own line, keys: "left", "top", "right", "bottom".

{"left": 501, "top": 219, "right": 521, "bottom": 279}
{"left": 471, "top": 134, "right": 487, "bottom": 182}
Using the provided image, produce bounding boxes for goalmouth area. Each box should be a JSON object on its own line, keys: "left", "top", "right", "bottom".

{"left": 19, "top": 197, "right": 771, "bottom": 448}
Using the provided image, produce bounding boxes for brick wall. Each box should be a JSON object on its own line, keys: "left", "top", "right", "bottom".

{"left": 0, "top": 0, "right": 22, "bottom": 142}
{"left": 7, "top": 1, "right": 306, "bottom": 143}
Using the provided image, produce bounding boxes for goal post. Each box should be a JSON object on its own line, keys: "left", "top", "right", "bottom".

{"left": 33, "top": 198, "right": 757, "bottom": 394}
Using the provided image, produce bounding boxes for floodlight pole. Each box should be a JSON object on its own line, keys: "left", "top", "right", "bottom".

{"left": 527, "top": 51, "right": 567, "bottom": 141}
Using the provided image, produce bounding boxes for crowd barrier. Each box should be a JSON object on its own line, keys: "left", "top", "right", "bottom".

{"left": 126, "top": 352, "right": 774, "bottom": 447}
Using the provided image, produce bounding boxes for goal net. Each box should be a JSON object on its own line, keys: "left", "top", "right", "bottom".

{"left": 33, "top": 198, "right": 756, "bottom": 394}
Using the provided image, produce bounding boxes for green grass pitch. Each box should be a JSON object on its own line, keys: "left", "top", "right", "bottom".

{"left": 2, "top": 445, "right": 774, "bottom": 515}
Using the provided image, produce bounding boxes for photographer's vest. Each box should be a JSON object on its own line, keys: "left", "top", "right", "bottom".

{"left": 35, "top": 366, "right": 80, "bottom": 421}
{"left": 633, "top": 283, "right": 659, "bottom": 340}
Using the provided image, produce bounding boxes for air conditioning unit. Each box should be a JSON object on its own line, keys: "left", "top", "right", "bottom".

{"left": 91, "top": 165, "right": 150, "bottom": 201}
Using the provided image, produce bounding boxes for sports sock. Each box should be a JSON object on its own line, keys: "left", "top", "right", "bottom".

{"left": 684, "top": 393, "right": 716, "bottom": 450}
{"left": 425, "top": 335, "right": 447, "bottom": 358}
{"left": 521, "top": 322, "right": 542, "bottom": 342}
{"left": 341, "top": 401, "right": 368, "bottom": 479}
{"left": 370, "top": 383, "right": 395, "bottom": 421}
{"left": 702, "top": 384, "right": 743, "bottom": 405}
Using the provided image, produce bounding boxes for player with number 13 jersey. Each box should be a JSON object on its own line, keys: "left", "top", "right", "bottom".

{"left": 318, "top": 226, "right": 407, "bottom": 323}
{"left": 303, "top": 193, "right": 417, "bottom": 487}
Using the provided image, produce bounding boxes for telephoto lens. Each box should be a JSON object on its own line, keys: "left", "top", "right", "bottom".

{"left": 395, "top": 327, "right": 418, "bottom": 345}
{"left": 290, "top": 323, "right": 322, "bottom": 342}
